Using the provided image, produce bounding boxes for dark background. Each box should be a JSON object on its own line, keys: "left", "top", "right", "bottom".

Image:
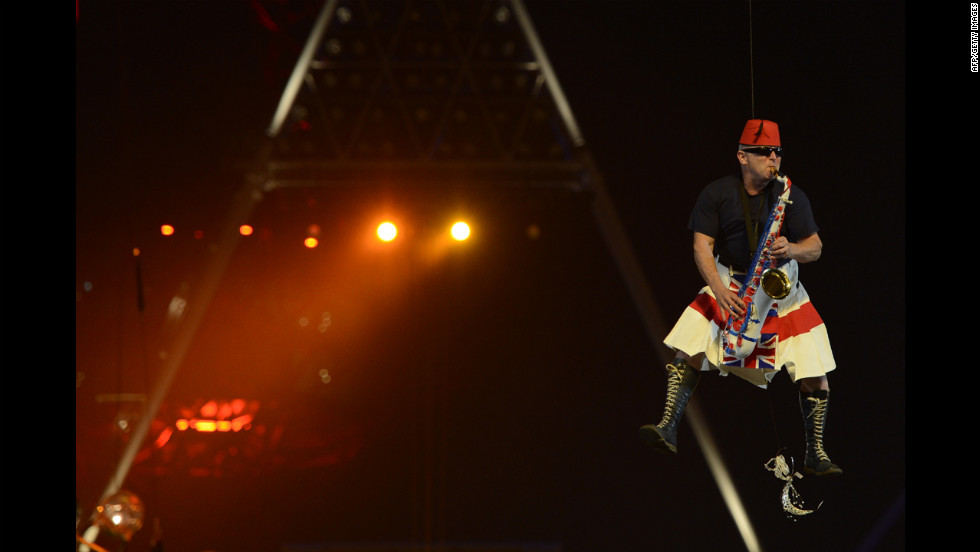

{"left": 75, "top": 1, "right": 906, "bottom": 551}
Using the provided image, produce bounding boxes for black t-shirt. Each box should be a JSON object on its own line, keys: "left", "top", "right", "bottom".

{"left": 688, "top": 173, "right": 819, "bottom": 269}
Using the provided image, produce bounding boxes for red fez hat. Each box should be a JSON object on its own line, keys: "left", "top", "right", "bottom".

{"left": 739, "top": 119, "right": 781, "bottom": 147}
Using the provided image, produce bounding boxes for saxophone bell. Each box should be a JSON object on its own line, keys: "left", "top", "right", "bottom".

{"left": 760, "top": 267, "right": 792, "bottom": 299}
{"left": 759, "top": 167, "right": 791, "bottom": 300}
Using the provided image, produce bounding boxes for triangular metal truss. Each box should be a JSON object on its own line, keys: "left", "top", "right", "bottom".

{"left": 82, "top": 3, "right": 749, "bottom": 549}
{"left": 261, "top": 0, "right": 589, "bottom": 193}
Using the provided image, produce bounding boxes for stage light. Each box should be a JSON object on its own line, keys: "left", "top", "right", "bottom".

{"left": 230, "top": 414, "right": 254, "bottom": 431}
{"left": 304, "top": 237, "right": 319, "bottom": 248}
{"left": 173, "top": 399, "right": 258, "bottom": 433}
{"left": 377, "top": 221, "right": 398, "bottom": 242}
{"left": 175, "top": 416, "right": 253, "bottom": 433}
{"left": 93, "top": 490, "right": 145, "bottom": 542}
{"left": 154, "top": 427, "right": 173, "bottom": 448}
{"left": 200, "top": 400, "right": 218, "bottom": 417}
{"left": 195, "top": 420, "right": 218, "bottom": 432}
{"left": 160, "top": 224, "right": 175, "bottom": 236}
{"left": 450, "top": 221, "right": 471, "bottom": 241}
{"left": 239, "top": 224, "right": 254, "bottom": 236}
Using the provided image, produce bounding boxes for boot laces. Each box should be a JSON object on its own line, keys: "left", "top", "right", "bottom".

{"left": 805, "top": 396, "right": 831, "bottom": 461}
{"left": 658, "top": 363, "right": 685, "bottom": 428}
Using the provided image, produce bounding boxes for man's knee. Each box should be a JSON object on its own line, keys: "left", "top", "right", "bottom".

{"left": 799, "top": 375, "right": 829, "bottom": 393}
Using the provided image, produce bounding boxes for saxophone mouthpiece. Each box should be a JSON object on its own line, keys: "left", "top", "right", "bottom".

{"left": 768, "top": 166, "right": 779, "bottom": 179}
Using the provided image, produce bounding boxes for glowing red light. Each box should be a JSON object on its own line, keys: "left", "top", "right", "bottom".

{"left": 174, "top": 399, "right": 260, "bottom": 433}
{"left": 200, "top": 400, "right": 218, "bottom": 417}
{"left": 231, "top": 415, "right": 253, "bottom": 431}
{"left": 154, "top": 427, "right": 173, "bottom": 448}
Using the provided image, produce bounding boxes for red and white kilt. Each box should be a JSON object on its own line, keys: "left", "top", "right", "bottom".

{"left": 664, "top": 260, "right": 836, "bottom": 388}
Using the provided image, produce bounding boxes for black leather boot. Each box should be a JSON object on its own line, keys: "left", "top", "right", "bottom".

{"left": 639, "top": 359, "right": 700, "bottom": 454}
{"left": 800, "top": 389, "right": 843, "bottom": 477}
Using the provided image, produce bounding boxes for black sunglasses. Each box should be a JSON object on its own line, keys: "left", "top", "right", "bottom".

{"left": 742, "top": 146, "right": 783, "bottom": 157}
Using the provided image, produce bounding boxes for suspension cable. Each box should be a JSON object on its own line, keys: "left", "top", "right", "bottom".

{"left": 748, "top": 0, "right": 755, "bottom": 119}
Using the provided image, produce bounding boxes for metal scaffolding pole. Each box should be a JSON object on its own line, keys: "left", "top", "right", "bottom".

{"left": 78, "top": 162, "right": 271, "bottom": 550}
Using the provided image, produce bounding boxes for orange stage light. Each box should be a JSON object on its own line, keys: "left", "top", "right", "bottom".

{"left": 194, "top": 420, "right": 218, "bottom": 432}
{"left": 451, "top": 221, "right": 471, "bottom": 241}
{"left": 377, "top": 221, "right": 398, "bottom": 242}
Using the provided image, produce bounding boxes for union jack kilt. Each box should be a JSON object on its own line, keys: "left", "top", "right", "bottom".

{"left": 664, "top": 260, "right": 836, "bottom": 388}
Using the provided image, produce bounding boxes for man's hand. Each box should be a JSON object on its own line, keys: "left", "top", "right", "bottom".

{"left": 770, "top": 235, "right": 792, "bottom": 260}
{"left": 713, "top": 285, "right": 745, "bottom": 318}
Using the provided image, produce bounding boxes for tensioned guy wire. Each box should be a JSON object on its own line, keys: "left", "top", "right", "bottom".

{"left": 749, "top": 0, "right": 755, "bottom": 119}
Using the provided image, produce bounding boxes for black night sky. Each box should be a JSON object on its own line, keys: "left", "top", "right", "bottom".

{"left": 75, "top": 2, "right": 906, "bottom": 551}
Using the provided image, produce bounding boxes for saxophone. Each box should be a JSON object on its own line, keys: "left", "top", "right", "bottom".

{"left": 721, "top": 167, "right": 795, "bottom": 359}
